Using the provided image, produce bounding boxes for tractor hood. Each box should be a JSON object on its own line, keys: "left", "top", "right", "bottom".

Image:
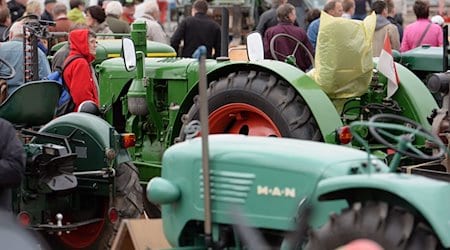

{"left": 98, "top": 57, "right": 228, "bottom": 80}
{"left": 393, "top": 46, "right": 449, "bottom": 72}
{"left": 148, "top": 135, "right": 387, "bottom": 246}
{"left": 51, "top": 40, "right": 176, "bottom": 66}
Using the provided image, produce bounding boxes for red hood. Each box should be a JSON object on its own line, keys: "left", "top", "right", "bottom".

{"left": 68, "top": 29, "right": 95, "bottom": 62}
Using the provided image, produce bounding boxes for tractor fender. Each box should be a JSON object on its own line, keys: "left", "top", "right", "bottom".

{"left": 314, "top": 173, "right": 450, "bottom": 247}
{"left": 37, "top": 112, "right": 131, "bottom": 169}
{"left": 374, "top": 59, "right": 438, "bottom": 130}
{"left": 182, "top": 60, "right": 343, "bottom": 143}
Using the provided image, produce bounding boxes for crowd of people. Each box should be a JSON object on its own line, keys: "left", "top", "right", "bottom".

{"left": 0, "top": 0, "right": 445, "bottom": 107}
{"left": 256, "top": 0, "right": 444, "bottom": 70}
{"left": 0, "top": 0, "right": 447, "bottom": 242}
{"left": 0, "top": 0, "right": 181, "bottom": 110}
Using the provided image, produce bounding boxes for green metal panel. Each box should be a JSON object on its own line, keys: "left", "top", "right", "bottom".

{"left": 98, "top": 57, "right": 192, "bottom": 109}
{"left": 394, "top": 46, "right": 449, "bottom": 72}
{"left": 0, "top": 80, "right": 61, "bottom": 126}
{"left": 100, "top": 57, "right": 343, "bottom": 144}
{"left": 36, "top": 113, "right": 118, "bottom": 172}
{"left": 158, "top": 135, "right": 383, "bottom": 246}
{"left": 315, "top": 173, "right": 450, "bottom": 247}
{"left": 374, "top": 59, "right": 438, "bottom": 130}
{"left": 50, "top": 40, "right": 176, "bottom": 65}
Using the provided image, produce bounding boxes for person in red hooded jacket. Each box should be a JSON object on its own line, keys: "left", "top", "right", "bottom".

{"left": 63, "top": 29, "right": 98, "bottom": 112}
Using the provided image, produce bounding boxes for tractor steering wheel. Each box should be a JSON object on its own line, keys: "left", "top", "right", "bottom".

{"left": 0, "top": 57, "right": 16, "bottom": 80}
{"left": 368, "top": 114, "right": 446, "bottom": 160}
{"left": 269, "top": 33, "right": 315, "bottom": 69}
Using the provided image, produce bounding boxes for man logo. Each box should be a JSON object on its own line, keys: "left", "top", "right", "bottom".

{"left": 257, "top": 185, "right": 296, "bottom": 198}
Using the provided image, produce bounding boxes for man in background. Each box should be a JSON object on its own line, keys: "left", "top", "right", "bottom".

{"left": 134, "top": 1, "right": 168, "bottom": 44}
{"left": 372, "top": 0, "right": 400, "bottom": 56}
{"left": 41, "top": 0, "right": 56, "bottom": 21}
{"left": 307, "top": 0, "right": 343, "bottom": 49}
{"left": 263, "top": 3, "right": 313, "bottom": 71}
{"left": 49, "top": 3, "right": 73, "bottom": 42}
{"left": 170, "top": 0, "right": 221, "bottom": 58}
{"left": 255, "top": 0, "right": 287, "bottom": 36}
{"left": 341, "top": 0, "right": 355, "bottom": 18}
{"left": 105, "top": 0, "right": 130, "bottom": 33}
{"left": 0, "top": 21, "right": 51, "bottom": 94}
{"left": 386, "top": 0, "right": 403, "bottom": 42}
{"left": 0, "top": 118, "right": 25, "bottom": 212}
{"left": 7, "top": 0, "right": 26, "bottom": 22}
{"left": 352, "top": 0, "right": 370, "bottom": 20}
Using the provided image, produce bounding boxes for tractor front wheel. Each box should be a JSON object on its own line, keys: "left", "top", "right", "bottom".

{"left": 179, "top": 70, "right": 322, "bottom": 141}
{"left": 304, "top": 201, "right": 440, "bottom": 250}
{"left": 57, "top": 161, "right": 143, "bottom": 249}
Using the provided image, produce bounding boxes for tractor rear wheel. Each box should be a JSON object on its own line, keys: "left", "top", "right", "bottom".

{"left": 179, "top": 70, "right": 322, "bottom": 140}
{"left": 304, "top": 201, "right": 440, "bottom": 250}
{"left": 57, "top": 161, "right": 143, "bottom": 249}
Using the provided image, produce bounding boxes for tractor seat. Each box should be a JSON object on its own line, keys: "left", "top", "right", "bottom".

{"left": 0, "top": 80, "right": 61, "bottom": 127}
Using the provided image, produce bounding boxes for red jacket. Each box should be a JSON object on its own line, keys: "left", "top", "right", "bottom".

{"left": 63, "top": 29, "right": 98, "bottom": 112}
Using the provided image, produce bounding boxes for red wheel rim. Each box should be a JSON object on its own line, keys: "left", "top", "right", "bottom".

{"left": 58, "top": 208, "right": 106, "bottom": 249}
{"left": 209, "top": 103, "right": 282, "bottom": 137}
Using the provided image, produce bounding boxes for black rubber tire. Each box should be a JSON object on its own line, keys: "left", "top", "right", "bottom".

{"left": 304, "top": 201, "right": 440, "bottom": 250}
{"left": 178, "top": 70, "right": 322, "bottom": 141}
{"left": 98, "top": 161, "right": 144, "bottom": 249}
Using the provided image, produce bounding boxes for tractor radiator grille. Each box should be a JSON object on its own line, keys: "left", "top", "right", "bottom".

{"left": 199, "top": 170, "right": 255, "bottom": 204}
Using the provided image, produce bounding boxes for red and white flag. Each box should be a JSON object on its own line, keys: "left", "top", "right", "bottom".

{"left": 377, "top": 33, "right": 400, "bottom": 98}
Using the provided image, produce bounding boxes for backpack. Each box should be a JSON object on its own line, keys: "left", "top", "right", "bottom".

{"left": 48, "top": 54, "right": 83, "bottom": 116}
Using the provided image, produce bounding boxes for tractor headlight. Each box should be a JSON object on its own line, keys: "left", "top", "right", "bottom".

{"left": 147, "top": 177, "right": 181, "bottom": 204}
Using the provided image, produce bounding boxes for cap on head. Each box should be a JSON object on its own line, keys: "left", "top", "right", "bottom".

{"left": 431, "top": 15, "right": 444, "bottom": 25}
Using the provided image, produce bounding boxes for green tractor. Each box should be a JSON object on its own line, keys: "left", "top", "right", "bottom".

{"left": 97, "top": 21, "right": 438, "bottom": 216}
{"left": 144, "top": 47, "right": 450, "bottom": 249}
{"left": 147, "top": 113, "right": 450, "bottom": 249}
{"left": 0, "top": 20, "right": 143, "bottom": 249}
{"left": 393, "top": 25, "right": 450, "bottom": 106}
{"left": 137, "top": 45, "right": 450, "bottom": 250}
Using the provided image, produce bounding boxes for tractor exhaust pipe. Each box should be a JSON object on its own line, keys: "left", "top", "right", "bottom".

{"left": 193, "top": 46, "right": 213, "bottom": 248}
{"left": 221, "top": 7, "right": 229, "bottom": 57}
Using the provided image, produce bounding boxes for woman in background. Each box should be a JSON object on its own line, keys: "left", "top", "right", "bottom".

{"left": 85, "top": 5, "right": 114, "bottom": 39}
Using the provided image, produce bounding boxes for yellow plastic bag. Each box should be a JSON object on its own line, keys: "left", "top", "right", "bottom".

{"left": 308, "top": 12, "right": 376, "bottom": 100}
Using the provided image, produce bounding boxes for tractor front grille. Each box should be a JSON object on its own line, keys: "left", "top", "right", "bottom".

{"left": 199, "top": 169, "right": 255, "bottom": 204}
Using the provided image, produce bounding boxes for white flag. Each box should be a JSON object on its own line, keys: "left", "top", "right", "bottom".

{"left": 377, "top": 34, "right": 400, "bottom": 98}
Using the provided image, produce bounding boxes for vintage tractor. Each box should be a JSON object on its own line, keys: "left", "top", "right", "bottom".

{"left": 147, "top": 112, "right": 450, "bottom": 249}
{"left": 393, "top": 25, "right": 450, "bottom": 105}
{"left": 393, "top": 24, "right": 449, "bottom": 83}
{"left": 142, "top": 46, "right": 450, "bottom": 250}
{"left": 0, "top": 34, "right": 143, "bottom": 249}
{"left": 97, "top": 20, "right": 438, "bottom": 215}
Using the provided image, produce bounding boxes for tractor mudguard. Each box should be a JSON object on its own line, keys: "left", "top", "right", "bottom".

{"left": 0, "top": 80, "right": 61, "bottom": 126}
{"left": 182, "top": 60, "right": 343, "bottom": 143}
{"left": 314, "top": 173, "right": 450, "bottom": 247}
{"left": 374, "top": 59, "right": 438, "bottom": 129}
{"left": 36, "top": 112, "right": 131, "bottom": 170}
